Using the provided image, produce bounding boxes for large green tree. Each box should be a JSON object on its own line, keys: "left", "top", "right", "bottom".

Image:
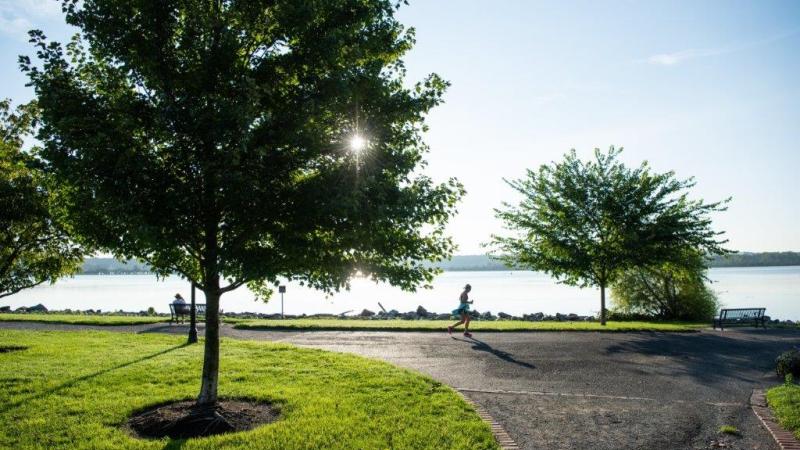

{"left": 22, "top": 0, "right": 462, "bottom": 409}
{"left": 0, "top": 100, "right": 83, "bottom": 299}
{"left": 490, "top": 147, "right": 728, "bottom": 324}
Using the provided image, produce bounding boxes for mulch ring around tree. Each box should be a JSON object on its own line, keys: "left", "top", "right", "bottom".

{"left": 126, "top": 399, "right": 280, "bottom": 440}
{"left": 0, "top": 345, "right": 28, "bottom": 353}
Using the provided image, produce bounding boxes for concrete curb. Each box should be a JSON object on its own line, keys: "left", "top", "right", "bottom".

{"left": 751, "top": 389, "right": 800, "bottom": 450}
{"left": 458, "top": 390, "right": 521, "bottom": 450}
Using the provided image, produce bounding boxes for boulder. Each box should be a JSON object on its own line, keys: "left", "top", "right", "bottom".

{"left": 401, "top": 311, "right": 416, "bottom": 320}
{"left": 359, "top": 309, "right": 375, "bottom": 317}
{"left": 523, "top": 312, "right": 544, "bottom": 321}
{"left": 498, "top": 312, "right": 513, "bottom": 320}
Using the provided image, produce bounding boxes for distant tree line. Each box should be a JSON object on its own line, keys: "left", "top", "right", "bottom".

{"left": 432, "top": 252, "right": 800, "bottom": 272}
{"left": 83, "top": 251, "right": 800, "bottom": 275}
{"left": 80, "top": 258, "right": 152, "bottom": 274}
{"left": 707, "top": 252, "right": 800, "bottom": 268}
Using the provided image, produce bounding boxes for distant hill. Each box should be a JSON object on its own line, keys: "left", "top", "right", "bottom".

{"left": 80, "top": 258, "right": 152, "bottom": 274}
{"left": 434, "top": 252, "right": 800, "bottom": 271}
{"left": 434, "top": 254, "right": 511, "bottom": 271}
{"left": 80, "top": 251, "right": 800, "bottom": 275}
{"left": 707, "top": 251, "right": 800, "bottom": 268}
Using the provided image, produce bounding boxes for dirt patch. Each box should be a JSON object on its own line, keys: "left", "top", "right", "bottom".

{"left": 0, "top": 345, "right": 28, "bottom": 353}
{"left": 126, "top": 399, "right": 279, "bottom": 439}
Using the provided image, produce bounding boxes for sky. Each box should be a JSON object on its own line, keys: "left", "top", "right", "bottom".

{"left": 1, "top": 0, "right": 798, "bottom": 254}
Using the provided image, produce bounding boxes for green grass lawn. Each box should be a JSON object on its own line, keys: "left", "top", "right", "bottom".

{"left": 767, "top": 383, "right": 800, "bottom": 439}
{"left": 233, "top": 318, "right": 704, "bottom": 332}
{"left": 0, "top": 313, "right": 170, "bottom": 325}
{"left": 0, "top": 330, "right": 496, "bottom": 449}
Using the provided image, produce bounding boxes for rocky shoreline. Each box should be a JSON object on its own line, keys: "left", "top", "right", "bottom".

{"left": 2, "top": 303, "right": 796, "bottom": 325}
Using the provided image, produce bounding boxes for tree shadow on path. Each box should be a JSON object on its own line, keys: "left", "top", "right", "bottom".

{"left": 603, "top": 330, "right": 798, "bottom": 387}
{"left": 0, "top": 343, "right": 188, "bottom": 414}
{"left": 452, "top": 336, "right": 536, "bottom": 370}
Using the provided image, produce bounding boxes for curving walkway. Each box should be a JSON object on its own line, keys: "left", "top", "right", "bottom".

{"left": 2, "top": 321, "right": 796, "bottom": 449}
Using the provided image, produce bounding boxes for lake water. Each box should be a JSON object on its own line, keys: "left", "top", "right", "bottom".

{"left": 4, "top": 266, "right": 800, "bottom": 320}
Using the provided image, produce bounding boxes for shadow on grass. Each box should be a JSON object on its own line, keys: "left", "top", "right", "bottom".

{"left": 163, "top": 439, "right": 187, "bottom": 450}
{"left": 0, "top": 343, "right": 188, "bottom": 414}
{"left": 138, "top": 324, "right": 204, "bottom": 335}
{"left": 452, "top": 336, "right": 536, "bottom": 370}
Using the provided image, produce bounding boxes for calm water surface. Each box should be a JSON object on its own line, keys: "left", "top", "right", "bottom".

{"left": 4, "top": 266, "right": 800, "bottom": 320}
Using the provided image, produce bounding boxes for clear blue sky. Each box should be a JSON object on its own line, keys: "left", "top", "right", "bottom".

{"left": 2, "top": 0, "right": 798, "bottom": 254}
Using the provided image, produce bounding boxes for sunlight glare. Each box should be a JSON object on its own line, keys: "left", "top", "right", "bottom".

{"left": 349, "top": 134, "right": 367, "bottom": 153}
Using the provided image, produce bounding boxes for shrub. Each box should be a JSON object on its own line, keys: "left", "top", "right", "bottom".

{"left": 611, "top": 250, "right": 719, "bottom": 322}
{"left": 776, "top": 349, "right": 800, "bottom": 379}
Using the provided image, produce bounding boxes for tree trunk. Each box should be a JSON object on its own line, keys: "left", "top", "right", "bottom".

{"left": 197, "top": 288, "right": 220, "bottom": 406}
{"left": 600, "top": 284, "right": 607, "bottom": 325}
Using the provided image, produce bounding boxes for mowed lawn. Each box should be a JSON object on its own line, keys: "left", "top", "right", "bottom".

{"left": 234, "top": 318, "right": 705, "bottom": 332}
{"left": 767, "top": 383, "right": 800, "bottom": 439}
{"left": 0, "top": 330, "right": 496, "bottom": 449}
{"left": 0, "top": 313, "right": 169, "bottom": 326}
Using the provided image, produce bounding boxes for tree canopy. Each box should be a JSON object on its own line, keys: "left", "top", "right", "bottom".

{"left": 490, "top": 147, "right": 728, "bottom": 324}
{"left": 0, "top": 99, "right": 83, "bottom": 299}
{"left": 23, "top": 0, "right": 462, "bottom": 409}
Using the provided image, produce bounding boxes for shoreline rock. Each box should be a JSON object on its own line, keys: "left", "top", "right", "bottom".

{"left": 2, "top": 304, "right": 798, "bottom": 325}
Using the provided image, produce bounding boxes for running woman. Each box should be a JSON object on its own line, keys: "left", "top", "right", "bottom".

{"left": 448, "top": 284, "right": 473, "bottom": 337}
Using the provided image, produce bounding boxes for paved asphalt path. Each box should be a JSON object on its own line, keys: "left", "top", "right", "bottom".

{"left": 3, "top": 321, "right": 798, "bottom": 449}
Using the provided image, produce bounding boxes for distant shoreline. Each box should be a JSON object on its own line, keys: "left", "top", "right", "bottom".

{"left": 76, "top": 264, "right": 800, "bottom": 276}
{"left": 78, "top": 252, "right": 800, "bottom": 275}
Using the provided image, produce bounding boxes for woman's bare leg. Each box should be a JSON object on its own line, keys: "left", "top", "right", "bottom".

{"left": 464, "top": 315, "right": 471, "bottom": 332}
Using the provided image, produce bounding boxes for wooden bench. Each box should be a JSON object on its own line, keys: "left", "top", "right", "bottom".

{"left": 712, "top": 308, "right": 767, "bottom": 330}
{"left": 169, "top": 303, "right": 206, "bottom": 324}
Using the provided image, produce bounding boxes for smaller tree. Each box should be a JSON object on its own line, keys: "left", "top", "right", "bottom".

{"left": 0, "top": 100, "right": 83, "bottom": 299}
{"left": 611, "top": 249, "right": 719, "bottom": 321}
{"left": 490, "top": 147, "right": 729, "bottom": 324}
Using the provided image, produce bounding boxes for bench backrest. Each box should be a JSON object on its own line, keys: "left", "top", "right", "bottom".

{"left": 720, "top": 308, "right": 765, "bottom": 320}
{"left": 170, "top": 303, "right": 206, "bottom": 315}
